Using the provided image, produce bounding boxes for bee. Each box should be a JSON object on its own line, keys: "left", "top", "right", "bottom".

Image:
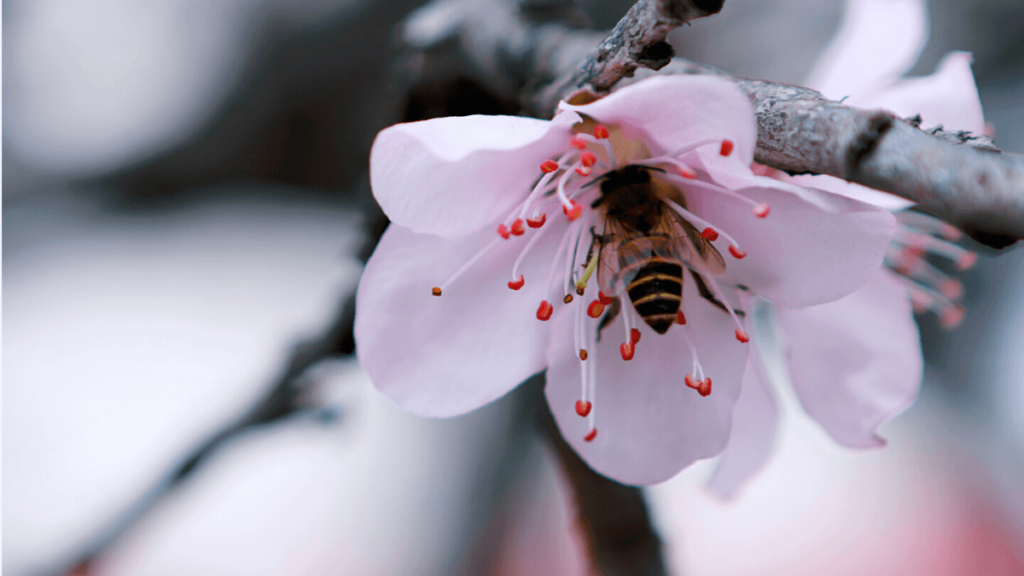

{"left": 588, "top": 165, "right": 729, "bottom": 335}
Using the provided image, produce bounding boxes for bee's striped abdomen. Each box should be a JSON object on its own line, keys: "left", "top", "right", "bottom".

{"left": 627, "top": 260, "right": 683, "bottom": 334}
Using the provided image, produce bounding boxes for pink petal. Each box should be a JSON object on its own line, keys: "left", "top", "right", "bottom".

{"left": 683, "top": 173, "right": 897, "bottom": 308}
{"left": 777, "top": 270, "right": 923, "bottom": 448}
{"left": 562, "top": 75, "right": 757, "bottom": 167}
{"left": 355, "top": 221, "right": 567, "bottom": 417}
{"left": 787, "top": 174, "right": 915, "bottom": 212}
{"left": 544, "top": 275, "right": 748, "bottom": 485}
{"left": 706, "top": 336, "right": 779, "bottom": 498}
{"left": 804, "top": 0, "right": 928, "bottom": 102}
{"left": 370, "top": 112, "right": 580, "bottom": 238}
{"left": 857, "top": 52, "right": 985, "bottom": 134}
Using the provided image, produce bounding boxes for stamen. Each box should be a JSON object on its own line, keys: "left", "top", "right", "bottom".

{"left": 620, "top": 341, "right": 635, "bottom": 361}
{"left": 527, "top": 213, "right": 547, "bottom": 228}
{"left": 508, "top": 275, "right": 525, "bottom": 290}
{"left": 581, "top": 152, "right": 597, "bottom": 167}
{"left": 664, "top": 174, "right": 770, "bottom": 214}
{"left": 598, "top": 291, "right": 614, "bottom": 305}
{"left": 575, "top": 165, "right": 592, "bottom": 177}
{"left": 663, "top": 198, "right": 745, "bottom": 256}
{"left": 436, "top": 237, "right": 502, "bottom": 293}
{"left": 497, "top": 224, "right": 511, "bottom": 239}
{"left": 898, "top": 211, "right": 963, "bottom": 241}
{"left": 510, "top": 218, "right": 525, "bottom": 236}
{"left": 564, "top": 294, "right": 574, "bottom": 304}
{"left": 753, "top": 203, "right": 771, "bottom": 218}
{"left": 584, "top": 428, "right": 598, "bottom": 442}
{"left": 680, "top": 325, "right": 709, "bottom": 394}
{"left": 894, "top": 229, "right": 975, "bottom": 268}
{"left": 701, "top": 227, "right": 719, "bottom": 241}
{"left": 575, "top": 400, "right": 592, "bottom": 417}
{"left": 587, "top": 300, "right": 605, "bottom": 318}
{"left": 541, "top": 160, "right": 559, "bottom": 173}
{"left": 698, "top": 378, "right": 712, "bottom": 397}
{"left": 570, "top": 135, "right": 587, "bottom": 150}
{"left": 630, "top": 328, "right": 641, "bottom": 345}
{"left": 537, "top": 300, "right": 553, "bottom": 321}
{"left": 593, "top": 125, "right": 610, "bottom": 139}
{"left": 563, "top": 197, "right": 583, "bottom": 221}
{"left": 729, "top": 245, "right": 747, "bottom": 259}
{"left": 511, "top": 218, "right": 554, "bottom": 286}
{"left": 699, "top": 272, "right": 749, "bottom": 340}
{"left": 720, "top": 139, "right": 734, "bottom": 157}
{"left": 677, "top": 311, "right": 687, "bottom": 324}
{"left": 735, "top": 328, "right": 750, "bottom": 343}
{"left": 579, "top": 349, "right": 588, "bottom": 361}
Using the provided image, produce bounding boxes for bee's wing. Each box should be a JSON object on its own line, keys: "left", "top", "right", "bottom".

{"left": 596, "top": 218, "right": 650, "bottom": 296}
{"left": 668, "top": 209, "right": 726, "bottom": 275}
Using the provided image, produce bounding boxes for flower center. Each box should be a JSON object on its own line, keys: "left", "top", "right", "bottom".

{"left": 432, "top": 123, "right": 770, "bottom": 442}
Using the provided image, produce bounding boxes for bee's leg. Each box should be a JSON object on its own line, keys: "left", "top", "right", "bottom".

{"left": 596, "top": 297, "right": 622, "bottom": 342}
{"left": 689, "top": 270, "right": 746, "bottom": 318}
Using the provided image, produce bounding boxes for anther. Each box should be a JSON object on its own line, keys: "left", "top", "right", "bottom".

{"left": 620, "top": 342, "right": 635, "bottom": 361}
{"left": 735, "top": 328, "right": 750, "bottom": 343}
{"left": 540, "top": 160, "right": 560, "bottom": 173}
{"left": 679, "top": 166, "right": 697, "bottom": 179}
{"left": 527, "top": 213, "right": 547, "bottom": 228}
{"left": 564, "top": 294, "right": 574, "bottom": 304}
{"left": 537, "top": 300, "right": 553, "bottom": 321}
{"left": 564, "top": 199, "right": 583, "bottom": 221}
{"left": 584, "top": 428, "right": 598, "bottom": 442}
{"left": 579, "top": 349, "right": 588, "bottom": 361}
{"left": 630, "top": 328, "right": 641, "bottom": 344}
{"left": 685, "top": 374, "right": 699, "bottom": 390}
{"left": 587, "top": 300, "right": 605, "bottom": 318}
{"left": 575, "top": 400, "right": 592, "bottom": 417}
{"left": 581, "top": 152, "right": 597, "bottom": 167}
{"left": 729, "top": 245, "right": 747, "bottom": 259}
{"left": 698, "top": 378, "right": 712, "bottom": 397}
{"left": 754, "top": 203, "right": 771, "bottom": 218}
{"left": 701, "top": 227, "right": 719, "bottom": 241}
{"left": 940, "top": 305, "right": 965, "bottom": 329}
{"left": 508, "top": 275, "right": 525, "bottom": 290}
{"left": 575, "top": 165, "right": 592, "bottom": 176}
{"left": 676, "top": 311, "right": 687, "bottom": 325}
{"left": 720, "top": 139, "right": 734, "bottom": 157}
{"left": 598, "top": 291, "right": 614, "bottom": 305}
{"left": 510, "top": 218, "right": 525, "bottom": 236}
{"left": 570, "top": 136, "right": 587, "bottom": 150}
{"left": 957, "top": 252, "right": 978, "bottom": 271}
{"left": 497, "top": 224, "right": 511, "bottom": 239}
{"left": 432, "top": 287, "right": 443, "bottom": 297}
{"left": 594, "top": 125, "right": 610, "bottom": 139}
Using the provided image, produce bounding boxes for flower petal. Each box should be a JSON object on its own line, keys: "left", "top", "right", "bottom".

{"left": 544, "top": 275, "right": 748, "bottom": 485}
{"left": 683, "top": 174, "right": 896, "bottom": 308}
{"left": 787, "top": 174, "right": 915, "bottom": 212}
{"left": 777, "top": 270, "right": 923, "bottom": 448}
{"left": 804, "top": 0, "right": 928, "bottom": 102}
{"left": 370, "top": 112, "right": 580, "bottom": 238}
{"left": 706, "top": 336, "right": 779, "bottom": 499}
{"left": 355, "top": 220, "right": 567, "bottom": 417}
{"left": 857, "top": 52, "right": 986, "bottom": 134}
{"left": 562, "top": 75, "right": 757, "bottom": 168}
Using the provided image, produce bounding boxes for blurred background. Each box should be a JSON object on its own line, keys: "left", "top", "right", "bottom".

{"left": 4, "top": 0, "right": 1024, "bottom": 574}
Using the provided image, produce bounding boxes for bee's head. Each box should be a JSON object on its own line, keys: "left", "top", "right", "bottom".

{"left": 589, "top": 164, "right": 664, "bottom": 208}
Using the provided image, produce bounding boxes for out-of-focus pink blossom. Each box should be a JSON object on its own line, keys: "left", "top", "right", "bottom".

{"left": 356, "top": 75, "right": 894, "bottom": 485}
{"left": 709, "top": 0, "right": 983, "bottom": 497}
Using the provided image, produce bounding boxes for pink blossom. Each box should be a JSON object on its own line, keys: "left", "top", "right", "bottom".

{"left": 708, "top": 0, "right": 982, "bottom": 497}
{"left": 356, "top": 75, "right": 895, "bottom": 485}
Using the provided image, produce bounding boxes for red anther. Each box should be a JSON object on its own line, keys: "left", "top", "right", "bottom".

{"left": 630, "top": 328, "right": 641, "bottom": 344}
{"left": 676, "top": 311, "right": 687, "bottom": 325}
{"left": 685, "top": 374, "right": 699, "bottom": 390}
{"left": 620, "top": 342, "right": 635, "bottom": 361}
{"left": 940, "top": 279, "right": 964, "bottom": 300}
{"left": 570, "top": 135, "right": 587, "bottom": 150}
{"left": 432, "top": 287, "right": 442, "bottom": 297}
{"left": 594, "top": 125, "right": 610, "bottom": 139}
{"left": 729, "top": 245, "right": 747, "bottom": 259}
{"left": 564, "top": 200, "right": 583, "bottom": 221}
{"left": 563, "top": 294, "right": 574, "bottom": 304}
{"left": 754, "top": 203, "right": 771, "bottom": 218}
{"left": 579, "top": 349, "right": 588, "bottom": 361}
{"left": 575, "top": 165, "right": 592, "bottom": 176}
{"left": 508, "top": 275, "right": 525, "bottom": 290}
{"left": 580, "top": 151, "right": 597, "bottom": 167}
{"left": 957, "top": 252, "right": 978, "bottom": 271}
{"left": 587, "top": 300, "right": 605, "bottom": 318}
{"left": 698, "top": 378, "right": 712, "bottom": 397}
{"left": 701, "top": 227, "right": 719, "bottom": 241}
{"left": 735, "top": 328, "right": 750, "bottom": 343}
{"left": 510, "top": 218, "right": 525, "bottom": 236}
{"left": 598, "top": 291, "right": 614, "bottom": 305}
{"left": 497, "top": 224, "right": 510, "bottom": 239}
{"left": 679, "top": 167, "right": 697, "bottom": 179}
{"left": 575, "top": 400, "right": 592, "bottom": 417}
{"left": 536, "top": 300, "right": 553, "bottom": 321}
{"left": 527, "top": 213, "right": 547, "bottom": 228}
{"left": 540, "top": 159, "right": 560, "bottom": 173}
{"left": 940, "top": 305, "right": 965, "bottom": 329}
{"left": 584, "top": 428, "right": 598, "bottom": 442}
{"left": 720, "top": 139, "right": 734, "bottom": 157}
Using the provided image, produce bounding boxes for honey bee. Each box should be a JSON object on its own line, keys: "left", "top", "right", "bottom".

{"left": 588, "top": 165, "right": 730, "bottom": 335}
